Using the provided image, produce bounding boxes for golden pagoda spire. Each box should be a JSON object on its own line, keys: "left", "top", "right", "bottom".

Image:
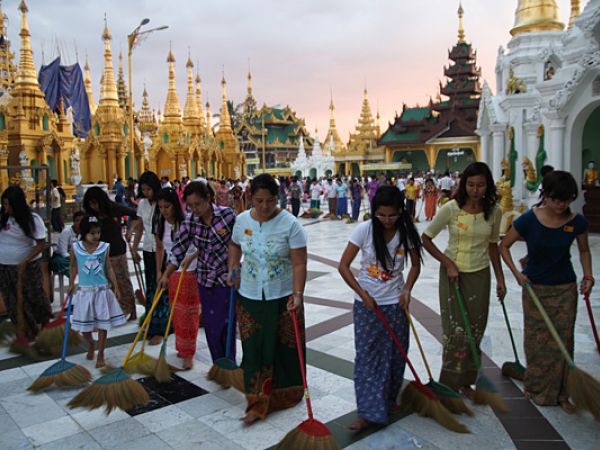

{"left": 247, "top": 70, "right": 253, "bottom": 98}
{"left": 183, "top": 53, "right": 201, "bottom": 124}
{"left": 457, "top": 2, "right": 466, "bottom": 43}
{"left": 511, "top": 0, "right": 564, "bottom": 36}
{"left": 0, "top": 1, "right": 6, "bottom": 37}
{"left": 138, "top": 84, "right": 156, "bottom": 134}
{"left": 0, "top": 1, "right": 17, "bottom": 93}
{"left": 219, "top": 73, "right": 232, "bottom": 133}
{"left": 163, "top": 43, "right": 181, "bottom": 120}
{"left": 205, "top": 99, "right": 213, "bottom": 136}
{"left": 84, "top": 57, "right": 97, "bottom": 115}
{"left": 568, "top": 0, "right": 581, "bottom": 29}
{"left": 14, "top": 0, "right": 39, "bottom": 89}
{"left": 195, "top": 70, "right": 206, "bottom": 128}
{"left": 99, "top": 17, "right": 119, "bottom": 106}
{"left": 324, "top": 89, "right": 345, "bottom": 153}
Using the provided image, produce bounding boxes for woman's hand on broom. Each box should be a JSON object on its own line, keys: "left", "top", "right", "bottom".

{"left": 496, "top": 279, "right": 507, "bottom": 303}
{"left": 287, "top": 293, "right": 302, "bottom": 312}
{"left": 515, "top": 272, "right": 530, "bottom": 288}
{"left": 581, "top": 277, "right": 594, "bottom": 296}
{"left": 399, "top": 288, "right": 411, "bottom": 309}
{"left": 360, "top": 290, "right": 376, "bottom": 310}
{"left": 114, "top": 286, "right": 122, "bottom": 301}
{"left": 226, "top": 267, "right": 240, "bottom": 290}
{"left": 444, "top": 259, "right": 460, "bottom": 282}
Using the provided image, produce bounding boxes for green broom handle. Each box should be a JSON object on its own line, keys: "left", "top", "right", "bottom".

{"left": 453, "top": 283, "right": 482, "bottom": 370}
{"left": 500, "top": 299, "right": 521, "bottom": 364}
{"left": 162, "top": 265, "right": 188, "bottom": 340}
{"left": 524, "top": 283, "right": 576, "bottom": 369}
{"left": 225, "top": 268, "right": 237, "bottom": 359}
{"left": 404, "top": 307, "right": 435, "bottom": 381}
{"left": 291, "top": 308, "right": 313, "bottom": 420}
{"left": 60, "top": 290, "right": 74, "bottom": 362}
{"left": 122, "top": 288, "right": 164, "bottom": 366}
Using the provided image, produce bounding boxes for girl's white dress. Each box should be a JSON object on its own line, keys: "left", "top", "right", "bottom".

{"left": 70, "top": 240, "right": 127, "bottom": 332}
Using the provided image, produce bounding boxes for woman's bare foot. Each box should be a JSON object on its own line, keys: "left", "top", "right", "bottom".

{"left": 95, "top": 354, "right": 105, "bottom": 368}
{"left": 182, "top": 357, "right": 193, "bottom": 370}
{"left": 149, "top": 335, "right": 163, "bottom": 345}
{"left": 86, "top": 341, "right": 95, "bottom": 360}
{"left": 241, "top": 412, "right": 261, "bottom": 425}
{"left": 461, "top": 385, "right": 475, "bottom": 401}
{"left": 128, "top": 311, "right": 137, "bottom": 322}
{"left": 559, "top": 399, "right": 576, "bottom": 414}
{"left": 348, "top": 418, "right": 372, "bottom": 431}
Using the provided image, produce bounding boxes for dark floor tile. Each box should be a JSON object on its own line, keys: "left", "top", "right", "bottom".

{"left": 502, "top": 399, "right": 542, "bottom": 418}
{"left": 126, "top": 386, "right": 170, "bottom": 416}
{"left": 499, "top": 417, "right": 564, "bottom": 441}
{"left": 513, "top": 440, "right": 570, "bottom": 450}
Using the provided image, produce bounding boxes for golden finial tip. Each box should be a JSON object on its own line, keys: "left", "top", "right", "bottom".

{"left": 102, "top": 18, "right": 111, "bottom": 41}
{"left": 19, "top": 0, "right": 28, "bottom": 14}
{"left": 195, "top": 73, "right": 201, "bottom": 83}
{"left": 167, "top": 49, "right": 175, "bottom": 63}
{"left": 458, "top": 2, "right": 463, "bottom": 16}
{"left": 186, "top": 57, "right": 193, "bottom": 68}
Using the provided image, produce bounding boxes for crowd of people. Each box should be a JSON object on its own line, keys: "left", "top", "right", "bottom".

{"left": 0, "top": 160, "right": 594, "bottom": 429}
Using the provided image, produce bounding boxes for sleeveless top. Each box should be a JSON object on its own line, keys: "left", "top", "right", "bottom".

{"left": 73, "top": 241, "right": 110, "bottom": 287}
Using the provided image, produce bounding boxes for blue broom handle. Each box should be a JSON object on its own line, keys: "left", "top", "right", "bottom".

{"left": 60, "top": 290, "right": 74, "bottom": 362}
{"left": 225, "top": 268, "right": 237, "bottom": 359}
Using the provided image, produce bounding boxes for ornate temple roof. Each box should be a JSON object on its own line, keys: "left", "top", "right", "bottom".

{"left": 0, "top": 1, "right": 17, "bottom": 94}
{"left": 98, "top": 18, "right": 119, "bottom": 107}
{"left": 14, "top": 0, "right": 40, "bottom": 91}
{"left": 511, "top": 0, "right": 564, "bottom": 36}
{"left": 323, "top": 92, "right": 346, "bottom": 155}
{"left": 182, "top": 55, "right": 202, "bottom": 132}
{"left": 83, "top": 58, "right": 96, "bottom": 115}
{"left": 347, "top": 88, "right": 379, "bottom": 153}
{"left": 137, "top": 85, "right": 156, "bottom": 134}
{"left": 116, "top": 51, "right": 128, "bottom": 111}
{"left": 379, "top": 3, "right": 480, "bottom": 147}
{"left": 162, "top": 45, "right": 182, "bottom": 124}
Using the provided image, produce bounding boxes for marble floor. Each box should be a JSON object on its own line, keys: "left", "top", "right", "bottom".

{"left": 1, "top": 202, "right": 599, "bottom": 449}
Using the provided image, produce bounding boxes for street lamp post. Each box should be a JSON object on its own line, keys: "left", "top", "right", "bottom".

{"left": 127, "top": 19, "right": 168, "bottom": 179}
{"left": 261, "top": 112, "right": 267, "bottom": 173}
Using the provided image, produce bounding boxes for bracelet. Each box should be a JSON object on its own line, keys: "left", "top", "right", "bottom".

{"left": 583, "top": 276, "right": 595, "bottom": 283}
{"left": 293, "top": 290, "right": 303, "bottom": 296}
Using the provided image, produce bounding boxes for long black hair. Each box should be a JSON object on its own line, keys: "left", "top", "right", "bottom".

{"left": 83, "top": 186, "right": 113, "bottom": 219}
{"left": 453, "top": 162, "right": 497, "bottom": 221}
{"left": 137, "top": 171, "right": 161, "bottom": 202}
{"left": 371, "top": 185, "right": 422, "bottom": 271}
{"left": 155, "top": 188, "right": 185, "bottom": 241}
{"left": 0, "top": 186, "right": 36, "bottom": 238}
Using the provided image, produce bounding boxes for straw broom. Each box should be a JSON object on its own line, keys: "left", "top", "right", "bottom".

{"left": 499, "top": 299, "right": 526, "bottom": 381}
{"left": 9, "top": 270, "right": 41, "bottom": 360}
{"left": 404, "top": 307, "right": 472, "bottom": 415}
{"left": 140, "top": 268, "right": 186, "bottom": 383}
{"left": 373, "top": 304, "right": 469, "bottom": 433}
{"left": 525, "top": 284, "right": 600, "bottom": 421}
{"left": 454, "top": 283, "right": 508, "bottom": 413}
{"left": 28, "top": 291, "right": 92, "bottom": 392}
{"left": 207, "top": 269, "right": 244, "bottom": 391}
{"left": 34, "top": 289, "right": 83, "bottom": 357}
{"left": 278, "top": 309, "right": 341, "bottom": 450}
{"left": 66, "top": 294, "right": 162, "bottom": 414}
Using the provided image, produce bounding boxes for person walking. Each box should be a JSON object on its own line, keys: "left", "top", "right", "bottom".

{"left": 50, "top": 180, "right": 64, "bottom": 233}
{"left": 289, "top": 176, "right": 302, "bottom": 217}
{"left": 339, "top": 185, "right": 422, "bottom": 430}
{"left": 228, "top": 174, "right": 307, "bottom": 424}
{"left": 421, "top": 162, "right": 505, "bottom": 396}
{"left": 499, "top": 171, "right": 593, "bottom": 414}
{"left": 423, "top": 178, "right": 438, "bottom": 221}
{"left": 325, "top": 178, "right": 338, "bottom": 218}
{"left": 349, "top": 178, "right": 363, "bottom": 223}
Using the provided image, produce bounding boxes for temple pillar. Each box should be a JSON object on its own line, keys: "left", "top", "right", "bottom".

{"left": 106, "top": 148, "right": 117, "bottom": 187}
{"left": 56, "top": 148, "right": 63, "bottom": 184}
{"left": 491, "top": 128, "right": 505, "bottom": 181}
{"left": 117, "top": 151, "right": 126, "bottom": 180}
{"left": 478, "top": 131, "right": 491, "bottom": 167}
{"left": 548, "top": 117, "right": 565, "bottom": 170}
{"left": 513, "top": 125, "right": 525, "bottom": 202}
{"left": 525, "top": 123, "right": 539, "bottom": 167}
{"left": 0, "top": 146, "right": 8, "bottom": 190}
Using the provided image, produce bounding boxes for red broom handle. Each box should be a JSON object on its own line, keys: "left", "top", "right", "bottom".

{"left": 291, "top": 308, "right": 313, "bottom": 420}
{"left": 373, "top": 303, "right": 423, "bottom": 386}
{"left": 584, "top": 292, "right": 600, "bottom": 354}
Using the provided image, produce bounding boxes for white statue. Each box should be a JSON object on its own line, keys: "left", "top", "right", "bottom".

{"left": 19, "top": 150, "right": 29, "bottom": 167}
{"left": 70, "top": 146, "right": 81, "bottom": 185}
{"left": 18, "top": 150, "right": 32, "bottom": 187}
{"left": 65, "top": 106, "right": 75, "bottom": 135}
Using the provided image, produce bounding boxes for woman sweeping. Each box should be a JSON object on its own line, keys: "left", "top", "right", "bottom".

{"left": 499, "top": 171, "right": 593, "bottom": 413}
{"left": 421, "top": 162, "right": 505, "bottom": 396}
{"left": 131, "top": 171, "right": 169, "bottom": 345}
{"left": 0, "top": 186, "right": 52, "bottom": 340}
{"left": 155, "top": 188, "right": 200, "bottom": 370}
{"left": 69, "top": 216, "right": 126, "bottom": 368}
{"left": 159, "top": 181, "right": 236, "bottom": 363}
{"left": 423, "top": 178, "right": 438, "bottom": 221}
{"left": 228, "top": 173, "right": 308, "bottom": 424}
{"left": 83, "top": 187, "right": 139, "bottom": 321}
{"left": 338, "top": 185, "right": 422, "bottom": 430}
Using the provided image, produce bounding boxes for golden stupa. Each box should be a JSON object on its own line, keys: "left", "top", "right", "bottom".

{"left": 511, "top": 0, "right": 565, "bottom": 36}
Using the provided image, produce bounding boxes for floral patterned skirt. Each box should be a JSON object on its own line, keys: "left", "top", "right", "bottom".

{"left": 237, "top": 294, "right": 304, "bottom": 419}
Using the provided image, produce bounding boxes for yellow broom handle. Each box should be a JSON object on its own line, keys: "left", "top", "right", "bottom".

{"left": 404, "top": 307, "right": 434, "bottom": 380}
{"left": 121, "top": 288, "right": 164, "bottom": 366}
{"left": 162, "top": 264, "right": 188, "bottom": 340}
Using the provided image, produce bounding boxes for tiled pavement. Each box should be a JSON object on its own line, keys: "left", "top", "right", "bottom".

{"left": 1, "top": 201, "right": 599, "bottom": 449}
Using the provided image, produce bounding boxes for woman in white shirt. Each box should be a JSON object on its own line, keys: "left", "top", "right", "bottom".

{"left": 339, "top": 185, "right": 422, "bottom": 430}
{"left": 228, "top": 174, "right": 308, "bottom": 425}
{"left": 131, "top": 171, "right": 166, "bottom": 345}
{"left": 0, "top": 186, "right": 52, "bottom": 340}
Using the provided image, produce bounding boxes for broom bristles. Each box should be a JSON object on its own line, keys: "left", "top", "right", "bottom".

{"left": 427, "top": 381, "right": 473, "bottom": 416}
{"left": 28, "top": 361, "right": 92, "bottom": 392}
{"left": 35, "top": 326, "right": 83, "bottom": 356}
{"left": 124, "top": 351, "right": 158, "bottom": 375}
{"left": 154, "top": 354, "right": 172, "bottom": 383}
{"left": 277, "top": 418, "right": 340, "bottom": 450}
{"left": 401, "top": 382, "right": 469, "bottom": 433}
{"left": 567, "top": 367, "right": 600, "bottom": 421}
{"left": 207, "top": 364, "right": 244, "bottom": 392}
{"left": 501, "top": 361, "right": 525, "bottom": 381}
{"left": 474, "top": 374, "right": 509, "bottom": 413}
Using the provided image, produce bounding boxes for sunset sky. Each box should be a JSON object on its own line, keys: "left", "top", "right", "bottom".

{"left": 4, "top": 0, "right": 587, "bottom": 140}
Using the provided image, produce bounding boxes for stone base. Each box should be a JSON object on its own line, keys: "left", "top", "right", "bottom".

{"left": 583, "top": 186, "right": 600, "bottom": 233}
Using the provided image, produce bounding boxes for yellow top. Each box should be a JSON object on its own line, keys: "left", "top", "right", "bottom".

{"left": 423, "top": 200, "right": 502, "bottom": 273}
{"left": 511, "top": 0, "right": 564, "bottom": 36}
{"left": 405, "top": 183, "right": 419, "bottom": 201}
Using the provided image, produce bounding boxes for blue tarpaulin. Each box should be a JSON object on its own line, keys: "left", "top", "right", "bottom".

{"left": 38, "top": 57, "right": 91, "bottom": 138}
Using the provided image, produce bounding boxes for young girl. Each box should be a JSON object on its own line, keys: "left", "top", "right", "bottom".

{"left": 339, "top": 185, "right": 422, "bottom": 430}
{"left": 69, "top": 216, "right": 126, "bottom": 368}
{"left": 155, "top": 188, "right": 200, "bottom": 370}
{"left": 499, "top": 171, "right": 593, "bottom": 413}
